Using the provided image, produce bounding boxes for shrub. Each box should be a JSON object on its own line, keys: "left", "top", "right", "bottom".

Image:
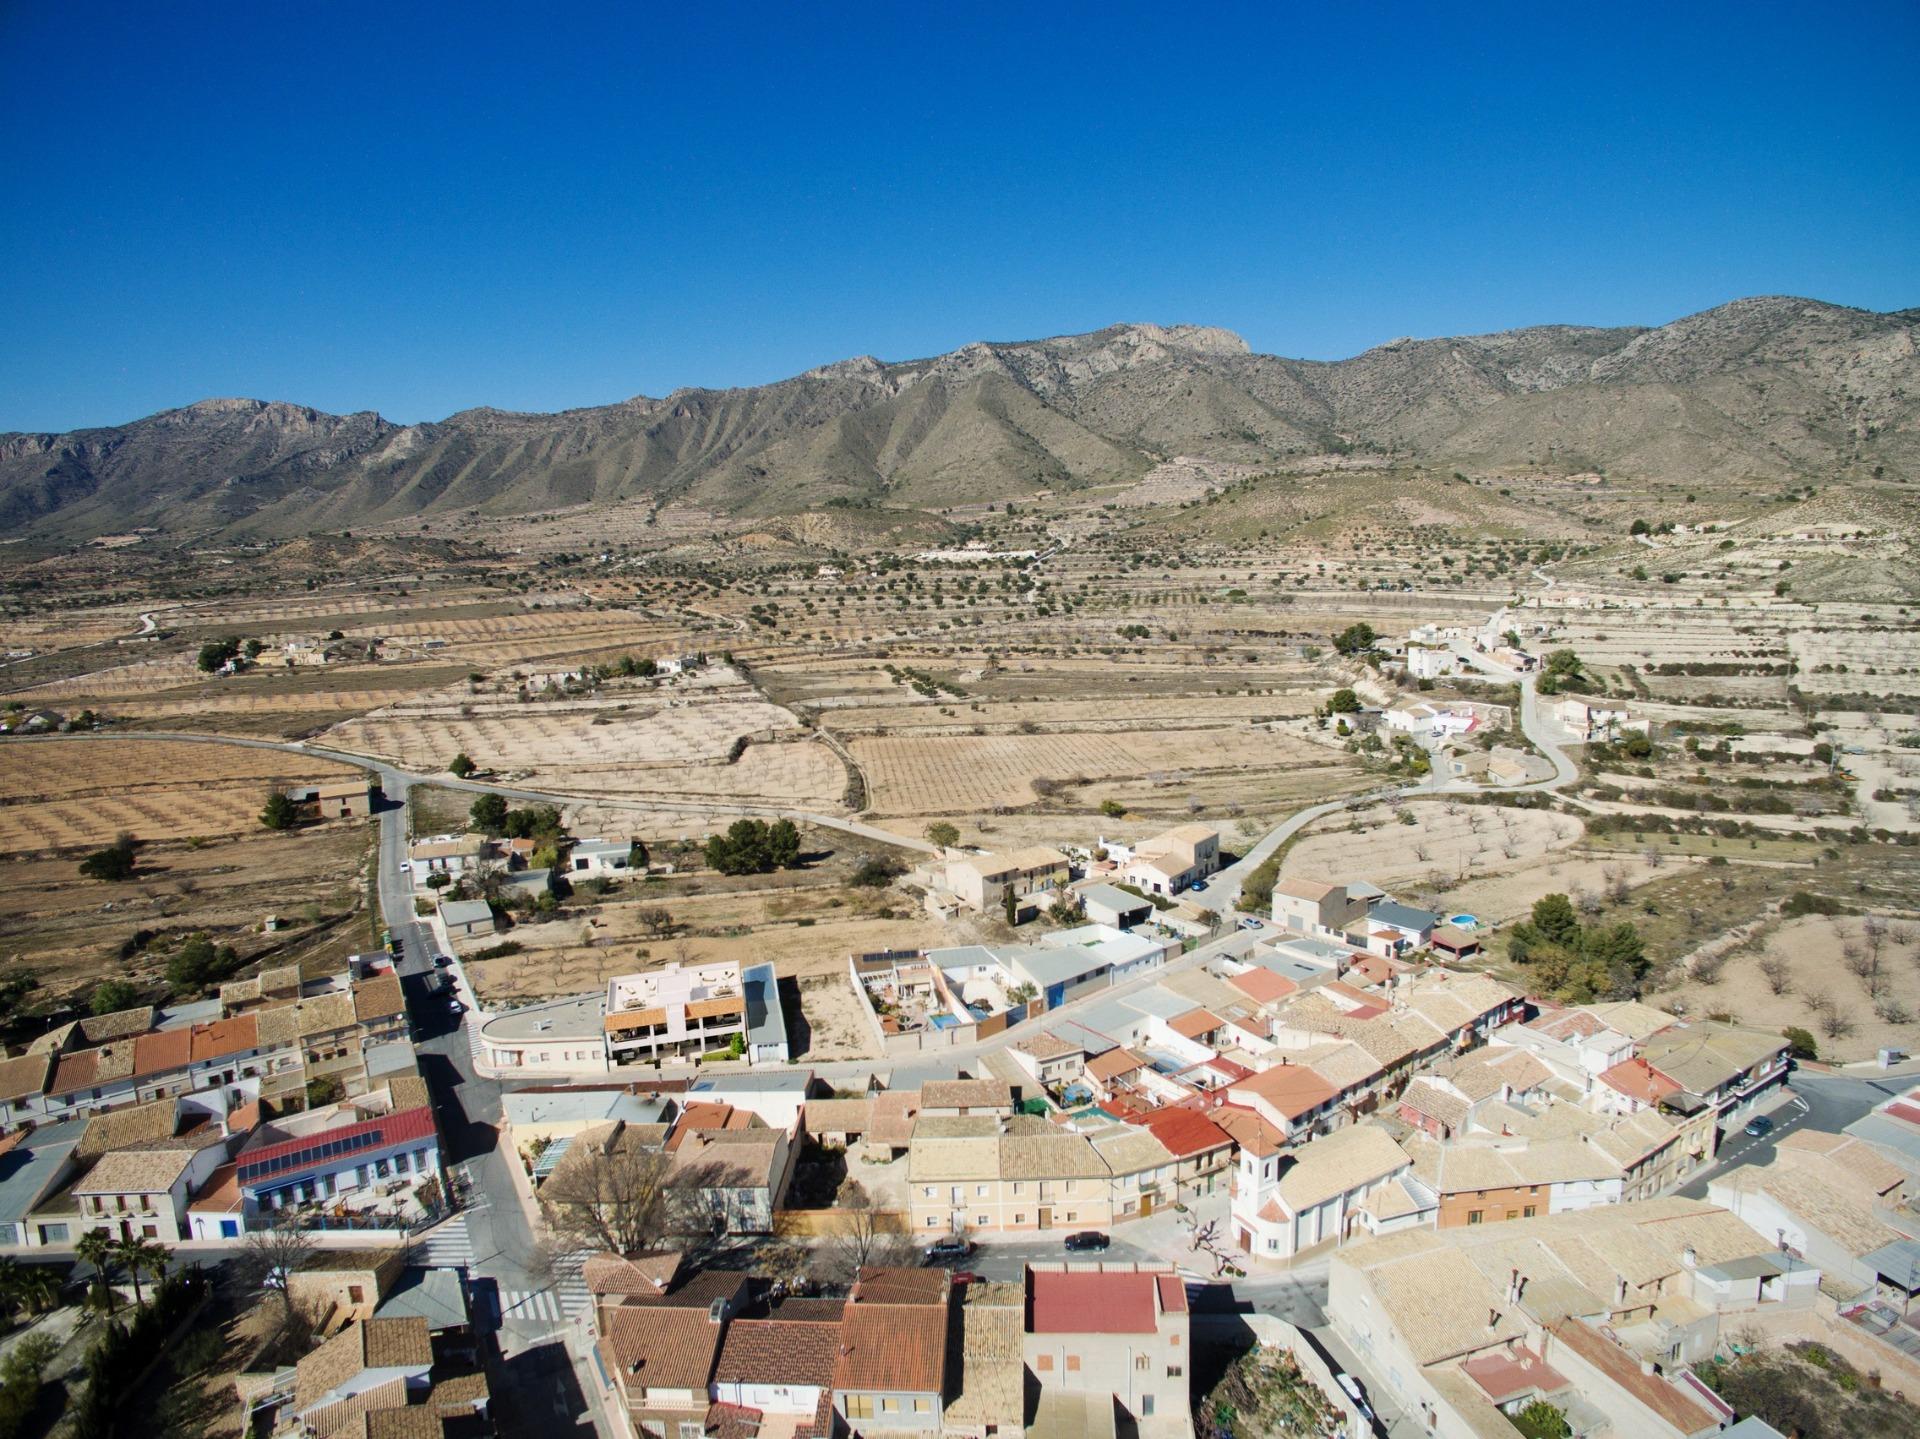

{"left": 79, "top": 833, "right": 138, "bottom": 881}
{"left": 1781, "top": 1026, "right": 1818, "bottom": 1061}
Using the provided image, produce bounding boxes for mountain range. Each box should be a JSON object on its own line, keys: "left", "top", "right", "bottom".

{"left": 2, "top": 296, "right": 1913, "bottom": 542}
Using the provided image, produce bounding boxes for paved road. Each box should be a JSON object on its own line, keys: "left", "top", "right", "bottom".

{"left": 1676, "top": 1071, "right": 1895, "bottom": 1199}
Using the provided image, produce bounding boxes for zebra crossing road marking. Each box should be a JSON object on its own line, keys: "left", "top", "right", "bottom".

{"left": 415, "top": 1216, "right": 474, "bottom": 1269}
{"left": 501, "top": 1288, "right": 564, "bottom": 1322}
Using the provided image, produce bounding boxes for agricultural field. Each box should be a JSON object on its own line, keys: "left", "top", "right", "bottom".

{"left": 0, "top": 738, "right": 365, "bottom": 852}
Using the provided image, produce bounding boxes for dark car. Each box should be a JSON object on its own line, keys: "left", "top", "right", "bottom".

{"left": 1063, "top": 1231, "right": 1110, "bottom": 1252}
{"left": 433, "top": 953, "right": 453, "bottom": 968}
{"left": 926, "top": 1238, "right": 974, "bottom": 1264}
{"left": 1743, "top": 1115, "right": 1775, "bottom": 1138}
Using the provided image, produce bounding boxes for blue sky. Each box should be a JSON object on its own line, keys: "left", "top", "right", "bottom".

{"left": 2, "top": 2, "right": 1915, "bottom": 432}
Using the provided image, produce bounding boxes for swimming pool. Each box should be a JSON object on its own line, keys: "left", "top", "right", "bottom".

{"left": 1448, "top": 913, "right": 1481, "bottom": 930}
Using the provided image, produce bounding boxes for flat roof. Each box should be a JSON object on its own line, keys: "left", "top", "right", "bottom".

{"left": 374, "top": 1266, "right": 469, "bottom": 1330}
{"left": 742, "top": 962, "right": 787, "bottom": 1050}
{"left": 689, "top": 1070, "right": 812, "bottom": 1093}
{"left": 478, "top": 992, "right": 606, "bottom": 1044}
{"left": 439, "top": 899, "right": 494, "bottom": 925}
{"left": 1079, "top": 884, "right": 1153, "bottom": 913}
{"left": 0, "top": 1121, "right": 85, "bottom": 1225}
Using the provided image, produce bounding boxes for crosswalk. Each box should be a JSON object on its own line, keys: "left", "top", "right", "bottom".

{"left": 500, "top": 1248, "right": 592, "bottom": 1327}
{"left": 414, "top": 1215, "right": 474, "bottom": 1270}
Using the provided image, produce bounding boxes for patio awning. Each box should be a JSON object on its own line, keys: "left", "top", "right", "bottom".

{"left": 532, "top": 1136, "right": 573, "bottom": 1182}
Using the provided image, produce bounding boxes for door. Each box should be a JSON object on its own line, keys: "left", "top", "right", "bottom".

{"left": 1037, "top": 1206, "right": 1052, "bottom": 1230}
{"left": 1141, "top": 1192, "right": 1154, "bottom": 1217}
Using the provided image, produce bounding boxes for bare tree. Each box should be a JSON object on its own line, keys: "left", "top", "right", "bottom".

{"left": 1758, "top": 953, "right": 1794, "bottom": 996}
{"left": 813, "top": 1178, "right": 915, "bottom": 1283}
{"left": 1692, "top": 952, "right": 1726, "bottom": 986}
{"left": 237, "top": 1215, "right": 318, "bottom": 1329}
{"left": 540, "top": 1125, "right": 675, "bottom": 1256}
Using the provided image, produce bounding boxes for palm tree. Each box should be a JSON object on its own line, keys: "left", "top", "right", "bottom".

{"left": 0, "top": 1255, "right": 23, "bottom": 1320}
{"left": 74, "top": 1230, "right": 119, "bottom": 1315}
{"left": 115, "top": 1235, "right": 172, "bottom": 1306}
{"left": 14, "top": 1266, "right": 57, "bottom": 1316}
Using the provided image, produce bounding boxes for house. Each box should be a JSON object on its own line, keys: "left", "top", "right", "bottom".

{"left": 1357, "top": 900, "right": 1439, "bottom": 956}
{"left": 1328, "top": 1199, "right": 1818, "bottom": 1439}
{"left": 1270, "top": 879, "right": 1368, "bottom": 941}
{"left": 1011, "top": 925, "right": 1176, "bottom": 1013}
{"left": 0, "top": 1120, "right": 86, "bottom": 1247}
{"left": 1636, "top": 1021, "right": 1790, "bottom": 1131}
{"left": 665, "top": 1126, "right": 795, "bottom": 1234}
{"left": 408, "top": 833, "right": 487, "bottom": 880}
{"left": 1024, "top": 1265, "right": 1190, "bottom": 1439}
{"left": 1406, "top": 646, "right": 1457, "bottom": 680}
{"left": 921, "top": 1078, "right": 1014, "bottom": 1119}
{"left": 1556, "top": 698, "right": 1647, "bottom": 743}
{"left": 568, "top": 838, "right": 638, "bottom": 880}
{"left": 945, "top": 848, "right": 1071, "bottom": 916}
{"left": 1708, "top": 1139, "right": 1916, "bottom": 1305}
{"left": 1445, "top": 750, "right": 1491, "bottom": 781}
{"left": 70, "top": 1133, "right": 230, "bottom": 1242}
{"left": 834, "top": 1268, "right": 952, "bottom": 1434}
{"left": 605, "top": 962, "right": 749, "bottom": 1067}
{"left": 0, "top": 1053, "right": 52, "bottom": 1128}
{"left": 1223, "top": 1064, "right": 1342, "bottom": 1143}
{"left": 307, "top": 779, "right": 377, "bottom": 819}
{"left": 1233, "top": 1122, "right": 1424, "bottom": 1262}
{"left": 711, "top": 1313, "right": 841, "bottom": 1430}
{"left": 284, "top": 1246, "right": 409, "bottom": 1328}
{"left": 195, "top": 1100, "right": 441, "bottom": 1237}
{"left": 588, "top": 1270, "right": 749, "bottom": 1439}
{"left": 502, "top": 1087, "right": 676, "bottom": 1156}
{"left": 1129, "top": 1106, "right": 1233, "bottom": 1201}
{"left": 284, "top": 1316, "right": 437, "bottom": 1436}
{"left": 1006, "top": 1033, "right": 1086, "bottom": 1088}
{"left": 1078, "top": 883, "right": 1155, "bottom": 930}
{"left": 1405, "top": 1133, "right": 1624, "bottom": 1227}
{"left": 907, "top": 1120, "right": 1113, "bottom": 1235}
{"left": 1115, "top": 824, "right": 1220, "bottom": 897}
{"left": 439, "top": 899, "right": 497, "bottom": 941}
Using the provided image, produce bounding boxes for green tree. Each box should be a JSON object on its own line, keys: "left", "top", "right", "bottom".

{"left": 1327, "top": 688, "right": 1362, "bottom": 713}
{"left": 1513, "top": 1399, "right": 1571, "bottom": 1439}
{"left": 1629, "top": 518, "right": 1650, "bottom": 536}
{"left": 502, "top": 804, "right": 564, "bottom": 840}
{"left": 196, "top": 637, "right": 242, "bottom": 672}
{"left": 1332, "top": 622, "right": 1377, "bottom": 655}
{"left": 448, "top": 752, "right": 476, "bottom": 778}
{"left": 75, "top": 1230, "right": 119, "bottom": 1314}
{"left": 79, "top": 833, "right": 138, "bottom": 881}
{"left": 1781, "top": 1026, "right": 1819, "bottom": 1061}
{"left": 469, "top": 793, "right": 509, "bottom": 833}
{"left": 1530, "top": 893, "right": 1581, "bottom": 946}
{"left": 114, "top": 1235, "right": 171, "bottom": 1306}
{"left": 165, "top": 933, "right": 236, "bottom": 993}
{"left": 1003, "top": 886, "right": 1018, "bottom": 924}
{"left": 1097, "top": 799, "right": 1126, "bottom": 819}
{"left": 259, "top": 790, "right": 299, "bottom": 830}
{"left": 90, "top": 979, "right": 140, "bottom": 1016}
{"left": 765, "top": 818, "right": 801, "bottom": 869}
{"left": 925, "top": 821, "right": 960, "bottom": 847}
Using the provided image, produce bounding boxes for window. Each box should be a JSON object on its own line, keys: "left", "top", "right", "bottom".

{"left": 976, "top": 1215, "right": 988, "bottom": 1226}
{"left": 142, "top": 1224, "right": 158, "bottom": 1239}
{"left": 1522, "top": 1205, "right": 1537, "bottom": 1218}
{"left": 881, "top": 1398, "right": 899, "bottom": 1414}
{"left": 1170, "top": 1333, "right": 1180, "bottom": 1348}
{"left": 913, "top": 1399, "right": 931, "bottom": 1414}
{"left": 1134, "top": 1356, "right": 1149, "bottom": 1371}
{"left": 1467, "top": 1210, "right": 1483, "bottom": 1225}
{"left": 1168, "top": 1365, "right": 1183, "bottom": 1377}
{"left": 926, "top": 1216, "right": 939, "bottom": 1227}
{"left": 1066, "top": 1356, "right": 1080, "bottom": 1373}
{"left": 680, "top": 1424, "right": 704, "bottom": 1439}
{"left": 1141, "top": 1396, "right": 1155, "bottom": 1417}
{"left": 975, "top": 1185, "right": 987, "bottom": 1197}
{"left": 845, "top": 1398, "right": 874, "bottom": 1419}
{"left": 348, "top": 1285, "right": 365, "bottom": 1303}
{"left": 1037, "top": 1356, "right": 1053, "bottom": 1372}
{"left": 1014, "top": 1214, "right": 1025, "bottom": 1225}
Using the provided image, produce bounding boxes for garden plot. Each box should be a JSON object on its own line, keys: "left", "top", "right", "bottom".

{"left": 1280, "top": 802, "right": 1584, "bottom": 891}
{"left": 1651, "top": 914, "right": 1920, "bottom": 1064}
{"left": 324, "top": 697, "right": 800, "bottom": 772}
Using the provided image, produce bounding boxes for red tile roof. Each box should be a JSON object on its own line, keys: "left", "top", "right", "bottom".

{"left": 1230, "top": 1063, "right": 1340, "bottom": 1118}
{"left": 191, "top": 1014, "right": 259, "bottom": 1063}
{"left": 1167, "top": 1009, "right": 1223, "bottom": 1041}
{"left": 1598, "top": 1057, "right": 1680, "bottom": 1106}
{"left": 833, "top": 1268, "right": 949, "bottom": 1394}
{"left": 1156, "top": 1274, "right": 1187, "bottom": 1314}
{"left": 132, "top": 1027, "right": 193, "bottom": 1078}
{"left": 1227, "top": 969, "right": 1297, "bottom": 1005}
{"left": 1027, "top": 1269, "right": 1163, "bottom": 1334}
{"left": 1132, "top": 1105, "right": 1232, "bottom": 1159}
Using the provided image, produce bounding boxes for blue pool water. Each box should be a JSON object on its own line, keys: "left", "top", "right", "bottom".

{"left": 930, "top": 1013, "right": 959, "bottom": 1030}
{"left": 1448, "top": 913, "right": 1481, "bottom": 930}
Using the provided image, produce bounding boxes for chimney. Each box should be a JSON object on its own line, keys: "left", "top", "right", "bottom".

{"left": 1681, "top": 1246, "right": 1697, "bottom": 1269}
{"left": 1639, "top": 1358, "right": 1657, "bottom": 1377}
{"left": 1508, "top": 1267, "right": 1521, "bottom": 1304}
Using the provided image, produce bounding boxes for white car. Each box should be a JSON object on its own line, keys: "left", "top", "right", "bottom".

{"left": 1335, "top": 1374, "right": 1374, "bottom": 1421}
{"left": 397, "top": 860, "right": 411, "bottom": 872}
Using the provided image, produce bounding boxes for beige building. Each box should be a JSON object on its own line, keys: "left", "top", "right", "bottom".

{"left": 908, "top": 1119, "right": 1113, "bottom": 1235}
{"left": 1116, "top": 823, "right": 1221, "bottom": 897}
{"left": 1025, "top": 1264, "right": 1191, "bottom": 1439}
{"left": 945, "top": 847, "right": 1071, "bottom": 914}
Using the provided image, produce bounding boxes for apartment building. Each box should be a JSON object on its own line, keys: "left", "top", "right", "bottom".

{"left": 944, "top": 847, "right": 1071, "bottom": 914}
{"left": 604, "top": 962, "right": 749, "bottom": 1067}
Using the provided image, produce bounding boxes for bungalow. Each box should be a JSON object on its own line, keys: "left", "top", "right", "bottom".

{"left": 568, "top": 839, "right": 637, "bottom": 880}
{"left": 1115, "top": 823, "right": 1221, "bottom": 896}
{"left": 1078, "top": 882, "right": 1155, "bottom": 930}
{"left": 439, "top": 898, "right": 496, "bottom": 940}
{"left": 407, "top": 832, "right": 487, "bottom": 880}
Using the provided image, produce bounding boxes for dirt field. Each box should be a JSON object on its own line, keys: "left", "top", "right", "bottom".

{"left": 0, "top": 822, "right": 372, "bottom": 1005}
{"left": 0, "top": 739, "right": 365, "bottom": 853}
{"left": 791, "top": 973, "right": 884, "bottom": 1060}
{"left": 1651, "top": 914, "right": 1920, "bottom": 1063}
{"left": 1280, "top": 801, "right": 1585, "bottom": 891}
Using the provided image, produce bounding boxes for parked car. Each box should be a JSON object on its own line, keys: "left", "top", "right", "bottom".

{"left": 1190, "top": 880, "right": 1207, "bottom": 892}
{"left": 433, "top": 953, "right": 453, "bottom": 968}
{"left": 1239, "top": 917, "right": 1262, "bottom": 931}
{"left": 950, "top": 1271, "right": 984, "bottom": 1286}
{"left": 1063, "top": 1231, "right": 1110, "bottom": 1253}
{"left": 1335, "top": 1373, "right": 1375, "bottom": 1422}
{"left": 446, "top": 998, "right": 466, "bottom": 1016}
{"left": 1744, "top": 1115, "right": 1775, "bottom": 1138}
{"left": 397, "top": 860, "right": 411, "bottom": 872}
{"left": 926, "top": 1238, "right": 973, "bottom": 1264}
